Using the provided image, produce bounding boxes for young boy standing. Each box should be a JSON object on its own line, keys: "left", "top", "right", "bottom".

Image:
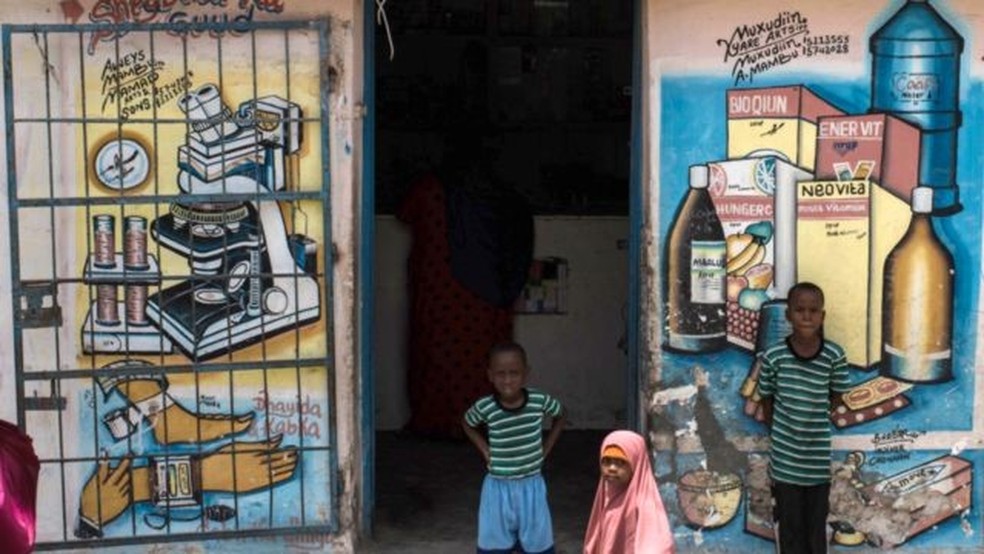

{"left": 463, "top": 342, "right": 566, "bottom": 554}
{"left": 756, "top": 282, "right": 850, "bottom": 554}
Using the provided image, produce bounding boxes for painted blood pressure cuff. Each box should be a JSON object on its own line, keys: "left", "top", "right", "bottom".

{"left": 76, "top": 454, "right": 202, "bottom": 538}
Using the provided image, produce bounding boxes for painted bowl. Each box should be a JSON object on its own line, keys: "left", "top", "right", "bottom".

{"left": 676, "top": 469, "right": 743, "bottom": 529}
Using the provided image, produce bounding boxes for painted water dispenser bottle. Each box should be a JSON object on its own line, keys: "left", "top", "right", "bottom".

{"left": 870, "top": 0, "right": 963, "bottom": 213}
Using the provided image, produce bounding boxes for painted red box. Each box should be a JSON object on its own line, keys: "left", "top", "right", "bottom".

{"left": 815, "top": 113, "right": 921, "bottom": 202}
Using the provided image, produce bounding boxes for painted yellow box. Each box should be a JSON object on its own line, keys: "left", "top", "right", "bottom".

{"left": 796, "top": 180, "right": 911, "bottom": 368}
{"left": 727, "top": 86, "right": 844, "bottom": 171}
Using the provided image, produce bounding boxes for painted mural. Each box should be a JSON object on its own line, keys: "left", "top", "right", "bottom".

{"left": 653, "top": 0, "right": 982, "bottom": 550}
{"left": 4, "top": 5, "right": 335, "bottom": 548}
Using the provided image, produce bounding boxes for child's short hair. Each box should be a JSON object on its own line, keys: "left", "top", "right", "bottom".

{"left": 487, "top": 341, "right": 527, "bottom": 365}
{"left": 788, "top": 281, "right": 824, "bottom": 304}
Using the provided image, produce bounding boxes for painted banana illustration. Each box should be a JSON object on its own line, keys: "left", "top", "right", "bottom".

{"left": 726, "top": 235, "right": 765, "bottom": 274}
{"left": 725, "top": 221, "right": 775, "bottom": 277}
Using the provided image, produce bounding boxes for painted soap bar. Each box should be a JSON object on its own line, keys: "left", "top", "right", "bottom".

{"left": 862, "top": 455, "right": 972, "bottom": 541}
{"left": 842, "top": 376, "right": 913, "bottom": 411}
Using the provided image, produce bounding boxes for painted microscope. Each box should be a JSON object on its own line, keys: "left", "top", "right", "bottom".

{"left": 146, "top": 84, "right": 321, "bottom": 360}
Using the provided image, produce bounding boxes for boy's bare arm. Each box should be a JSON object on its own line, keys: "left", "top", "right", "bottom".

{"left": 462, "top": 417, "right": 490, "bottom": 464}
{"left": 542, "top": 408, "right": 567, "bottom": 459}
{"left": 760, "top": 397, "right": 774, "bottom": 427}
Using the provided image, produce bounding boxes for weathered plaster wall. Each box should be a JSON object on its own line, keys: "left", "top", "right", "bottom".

{"left": 0, "top": 0, "right": 367, "bottom": 551}
{"left": 645, "top": 0, "right": 984, "bottom": 550}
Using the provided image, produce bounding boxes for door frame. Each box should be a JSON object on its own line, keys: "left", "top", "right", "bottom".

{"left": 360, "top": 0, "right": 379, "bottom": 536}
{"left": 358, "top": 0, "right": 647, "bottom": 536}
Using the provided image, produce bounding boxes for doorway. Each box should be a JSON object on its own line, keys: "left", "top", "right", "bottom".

{"left": 365, "top": 0, "right": 638, "bottom": 549}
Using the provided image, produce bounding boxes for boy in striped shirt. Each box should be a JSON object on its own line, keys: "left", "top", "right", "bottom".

{"left": 756, "top": 282, "right": 850, "bottom": 554}
{"left": 463, "top": 342, "right": 566, "bottom": 554}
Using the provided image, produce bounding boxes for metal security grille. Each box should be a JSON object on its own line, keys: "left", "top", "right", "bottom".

{"left": 3, "top": 20, "right": 337, "bottom": 548}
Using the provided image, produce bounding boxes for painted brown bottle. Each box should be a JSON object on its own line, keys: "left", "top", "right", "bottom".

{"left": 665, "top": 165, "right": 728, "bottom": 353}
{"left": 881, "top": 186, "right": 954, "bottom": 382}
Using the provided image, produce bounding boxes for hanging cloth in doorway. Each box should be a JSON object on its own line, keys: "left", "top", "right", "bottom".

{"left": 446, "top": 183, "right": 533, "bottom": 308}
{"left": 398, "top": 174, "right": 515, "bottom": 438}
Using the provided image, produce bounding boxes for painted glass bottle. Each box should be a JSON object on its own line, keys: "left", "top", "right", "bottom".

{"left": 665, "top": 165, "right": 727, "bottom": 353}
{"left": 880, "top": 187, "right": 954, "bottom": 383}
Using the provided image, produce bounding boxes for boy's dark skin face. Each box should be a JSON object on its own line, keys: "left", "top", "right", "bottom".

{"left": 786, "top": 288, "right": 825, "bottom": 356}
{"left": 487, "top": 351, "right": 528, "bottom": 409}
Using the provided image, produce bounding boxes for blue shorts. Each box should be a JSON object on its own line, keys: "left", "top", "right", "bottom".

{"left": 477, "top": 473, "right": 555, "bottom": 554}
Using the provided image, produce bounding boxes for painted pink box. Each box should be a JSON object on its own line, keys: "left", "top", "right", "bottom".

{"left": 815, "top": 113, "right": 921, "bottom": 203}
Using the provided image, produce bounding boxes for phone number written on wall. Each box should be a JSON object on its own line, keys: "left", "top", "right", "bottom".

{"left": 803, "top": 34, "right": 850, "bottom": 56}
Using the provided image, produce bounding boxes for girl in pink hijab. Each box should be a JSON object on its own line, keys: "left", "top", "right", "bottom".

{"left": 583, "top": 430, "right": 675, "bottom": 554}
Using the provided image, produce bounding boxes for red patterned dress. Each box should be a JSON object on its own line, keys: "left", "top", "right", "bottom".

{"left": 398, "top": 174, "right": 515, "bottom": 438}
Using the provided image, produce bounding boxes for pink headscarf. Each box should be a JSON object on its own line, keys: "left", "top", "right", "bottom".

{"left": 583, "top": 430, "right": 674, "bottom": 554}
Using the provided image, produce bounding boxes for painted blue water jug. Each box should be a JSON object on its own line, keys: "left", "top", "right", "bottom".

{"left": 870, "top": 0, "right": 963, "bottom": 214}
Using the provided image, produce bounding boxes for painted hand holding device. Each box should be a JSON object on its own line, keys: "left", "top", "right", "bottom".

{"left": 78, "top": 436, "right": 298, "bottom": 536}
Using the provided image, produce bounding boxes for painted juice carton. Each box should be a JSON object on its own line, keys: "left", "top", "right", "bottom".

{"left": 727, "top": 85, "right": 845, "bottom": 171}
{"left": 708, "top": 156, "right": 812, "bottom": 350}
{"left": 796, "top": 180, "right": 910, "bottom": 368}
{"left": 815, "top": 113, "right": 921, "bottom": 201}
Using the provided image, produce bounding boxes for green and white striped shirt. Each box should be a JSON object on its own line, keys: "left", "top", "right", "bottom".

{"left": 464, "top": 388, "right": 563, "bottom": 478}
{"left": 757, "top": 338, "right": 850, "bottom": 486}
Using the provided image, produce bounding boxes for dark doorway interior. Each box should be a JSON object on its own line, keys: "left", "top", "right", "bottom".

{"left": 371, "top": 0, "right": 634, "bottom": 550}
{"left": 374, "top": 0, "right": 633, "bottom": 216}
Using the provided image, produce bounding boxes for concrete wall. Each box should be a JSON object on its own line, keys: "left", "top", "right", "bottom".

{"left": 0, "top": 0, "right": 367, "bottom": 551}
{"left": 374, "top": 215, "right": 628, "bottom": 431}
{"left": 644, "top": 0, "right": 984, "bottom": 550}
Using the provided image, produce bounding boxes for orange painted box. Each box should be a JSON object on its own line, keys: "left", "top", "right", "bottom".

{"left": 815, "top": 113, "right": 921, "bottom": 202}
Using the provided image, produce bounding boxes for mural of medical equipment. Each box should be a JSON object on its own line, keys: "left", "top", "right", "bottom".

{"left": 76, "top": 435, "right": 298, "bottom": 538}
{"left": 143, "top": 84, "right": 321, "bottom": 360}
{"left": 827, "top": 451, "right": 972, "bottom": 548}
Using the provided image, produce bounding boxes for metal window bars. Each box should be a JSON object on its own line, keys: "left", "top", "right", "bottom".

{"left": 3, "top": 19, "right": 337, "bottom": 548}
